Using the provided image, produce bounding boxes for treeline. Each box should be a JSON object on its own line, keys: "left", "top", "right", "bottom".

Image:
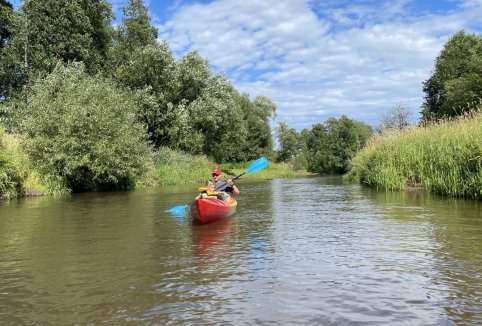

{"left": 0, "top": 0, "right": 377, "bottom": 197}
{"left": 0, "top": 0, "right": 275, "bottom": 163}
{"left": 0, "top": 0, "right": 278, "bottom": 195}
{"left": 275, "top": 117, "right": 373, "bottom": 174}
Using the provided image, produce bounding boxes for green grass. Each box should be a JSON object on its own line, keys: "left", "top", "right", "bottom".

{"left": 140, "top": 147, "right": 215, "bottom": 186}
{"left": 347, "top": 108, "right": 482, "bottom": 199}
{"left": 1, "top": 133, "right": 309, "bottom": 198}
{"left": 0, "top": 128, "right": 70, "bottom": 199}
{"left": 220, "top": 160, "right": 309, "bottom": 180}
{"left": 143, "top": 150, "right": 308, "bottom": 187}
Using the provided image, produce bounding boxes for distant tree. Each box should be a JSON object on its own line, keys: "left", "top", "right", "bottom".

{"left": 276, "top": 122, "right": 298, "bottom": 163}
{"left": 305, "top": 123, "right": 333, "bottom": 173}
{"left": 304, "top": 116, "right": 373, "bottom": 174}
{"left": 326, "top": 115, "right": 373, "bottom": 173}
{"left": 421, "top": 30, "right": 482, "bottom": 121}
{"left": 244, "top": 95, "right": 275, "bottom": 160}
{"left": 380, "top": 104, "right": 412, "bottom": 130}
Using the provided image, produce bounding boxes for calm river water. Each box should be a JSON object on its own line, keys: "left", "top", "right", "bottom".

{"left": 1, "top": 176, "right": 481, "bottom": 325}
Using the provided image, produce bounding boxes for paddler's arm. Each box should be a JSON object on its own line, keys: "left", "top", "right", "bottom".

{"left": 227, "top": 178, "right": 240, "bottom": 194}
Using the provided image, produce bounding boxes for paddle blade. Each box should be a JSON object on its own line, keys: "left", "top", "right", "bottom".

{"left": 164, "top": 205, "right": 189, "bottom": 214}
{"left": 245, "top": 157, "right": 269, "bottom": 173}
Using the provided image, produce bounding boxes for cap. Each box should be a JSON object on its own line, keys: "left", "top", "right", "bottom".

{"left": 212, "top": 168, "right": 222, "bottom": 175}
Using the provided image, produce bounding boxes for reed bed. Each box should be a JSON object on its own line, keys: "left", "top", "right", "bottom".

{"left": 143, "top": 147, "right": 214, "bottom": 186}
{"left": 347, "top": 109, "right": 482, "bottom": 199}
{"left": 0, "top": 128, "right": 69, "bottom": 198}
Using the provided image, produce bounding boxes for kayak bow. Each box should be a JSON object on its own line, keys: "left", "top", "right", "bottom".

{"left": 190, "top": 198, "right": 237, "bottom": 224}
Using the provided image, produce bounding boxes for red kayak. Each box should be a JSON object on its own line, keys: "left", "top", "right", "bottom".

{"left": 190, "top": 198, "right": 237, "bottom": 224}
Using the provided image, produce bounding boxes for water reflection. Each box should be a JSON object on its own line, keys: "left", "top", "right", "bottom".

{"left": 364, "top": 189, "right": 482, "bottom": 325}
{"left": 1, "top": 178, "right": 482, "bottom": 324}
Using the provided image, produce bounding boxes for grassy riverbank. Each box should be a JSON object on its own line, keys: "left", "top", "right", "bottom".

{"left": 144, "top": 147, "right": 308, "bottom": 186}
{"left": 0, "top": 135, "right": 305, "bottom": 199}
{"left": 347, "top": 110, "right": 482, "bottom": 199}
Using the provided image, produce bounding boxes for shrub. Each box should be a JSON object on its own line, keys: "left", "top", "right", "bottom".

{"left": 17, "top": 63, "right": 152, "bottom": 192}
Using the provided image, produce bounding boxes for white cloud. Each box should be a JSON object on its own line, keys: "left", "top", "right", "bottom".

{"left": 156, "top": 0, "right": 482, "bottom": 129}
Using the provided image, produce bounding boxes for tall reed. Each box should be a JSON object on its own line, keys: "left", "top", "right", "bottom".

{"left": 142, "top": 147, "right": 214, "bottom": 186}
{"left": 347, "top": 109, "right": 482, "bottom": 199}
{"left": 0, "top": 128, "right": 69, "bottom": 198}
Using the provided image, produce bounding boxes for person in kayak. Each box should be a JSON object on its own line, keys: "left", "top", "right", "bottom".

{"left": 212, "top": 168, "right": 240, "bottom": 198}
{"left": 197, "top": 180, "right": 231, "bottom": 201}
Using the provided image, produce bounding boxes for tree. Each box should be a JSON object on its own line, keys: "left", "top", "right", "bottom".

{"left": 176, "top": 51, "right": 211, "bottom": 105}
{"left": 111, "top": 0, "right": 157, "bottom": 68}
{"left": 276, "top": 122, "right": 298, "bottom": 163}
{"left": 0, "top": 1, "right": 23, "bottom": 100}
{"left": 305, "top": 123, "right": 333, "bottom": 173}
{"left": 244, "top": 95, "right": 276, "bottom": 160}
{"left": 185, "top": 73, "right": 247, "bottom": 163}
{"left": 0, "top": 0, "right": 114, "bottom": 100}
{"left": 380, "top": 104, "right": 412, "bottom": 130}
{"left": 115, "top": 42, "right": 179, "bottom": 147}
{"left": 23, "top": 0, "right": 113, "bottom": 74}
{"left": 16, "top": 63, "right": 151, "bottom": 192}
{"left": 0, "top": 0, "right": 13, "bottom": 50}
{"left": 325, "top": 115, "right": 373, "bottom": 173}
{"left": 303, "top": 116, "right": 373, "bottom": 174}
{"left": 422, "top": 30, "right": 482, "bottom": 121}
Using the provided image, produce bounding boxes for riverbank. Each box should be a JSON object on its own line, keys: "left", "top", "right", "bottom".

{"left": 142, "top": 147, "right": 309, "bottom": 186}
{"left": 0, "top": 137, "right": 306, "bottom": 199}
{"left": 347, "top": 109, "right": 482, "bottom": 199}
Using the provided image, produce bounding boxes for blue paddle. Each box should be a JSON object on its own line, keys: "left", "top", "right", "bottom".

{"left": 164, "top": 157, "right": 269, "bottom": 214}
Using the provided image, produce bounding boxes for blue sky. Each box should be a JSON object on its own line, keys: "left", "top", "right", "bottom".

{"left": 11, "top": 0, "right": 482, "bottom": 129}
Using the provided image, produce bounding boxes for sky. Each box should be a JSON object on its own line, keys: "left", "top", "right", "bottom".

{"left": 11, "top": 0, "right": 482, "bottom": 130}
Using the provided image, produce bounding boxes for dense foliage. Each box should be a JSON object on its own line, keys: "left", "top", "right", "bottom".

{"left": 4, "top": 1, "right": 478, "bottom": 199}
{"left": 422, "top": 30, "right": 482, "bottom": 121}
{"left": 0, "top": 0, "right": 280, "bottom": 196}
{"left": 276, "top": 116, "right": 373, "bottom": 174}
{"left": 0, "top": 127, "right": 23, "bottom": 198}
{"left": 15, "top": 63, "right": 152, "bottom": 192}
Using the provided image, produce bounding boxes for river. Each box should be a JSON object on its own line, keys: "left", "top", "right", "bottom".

{"left": 1, "top": 176, "right": 481, "bottom": 325}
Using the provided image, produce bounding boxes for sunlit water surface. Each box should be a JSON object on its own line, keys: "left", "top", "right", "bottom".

{"left": 1, "top": 176, "right": 481, "bottom": 325}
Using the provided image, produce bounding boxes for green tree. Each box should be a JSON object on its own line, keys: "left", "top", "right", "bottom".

{"left": 244, "top": 95, "right": 276, "bottom": 160}
{"left": 16, "top": 63, "right": 151, "bottom": 192}
{"left": 422, "top": 30, "right": 482, "bottom": 120}
{"left": 325, "top": 115, "right": 372, "bottom": 173}
{"left": 176, "top": 51, "right": 211, "bottom": 105}
{"left": 23, "top": 0, "right": 113, "bottom": 74}
{"left": 0, "top": 0, "right": 13, "bottom": 50}
{"left": 305, "top": 123, "right": 333, "bottom": 173}
{"left": 0, "top": 0, "right": 114, "bottom": 99}
{"left": 304, "top": 116, "right": 373, "bottom": 174}
{"left": 276, "top": 122, "right": 298, "bottom": 163}
{"left": 185, "top": 74, "right": 247, "bottom": 163}
{"left": 111, "top": 0, "right": 157, "bottom": 68}
{"left": 0, "top": 2, "right": 23, "bottom": 100}
{"left": 115, "top": 42, "right": 179, "bottom": 147}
